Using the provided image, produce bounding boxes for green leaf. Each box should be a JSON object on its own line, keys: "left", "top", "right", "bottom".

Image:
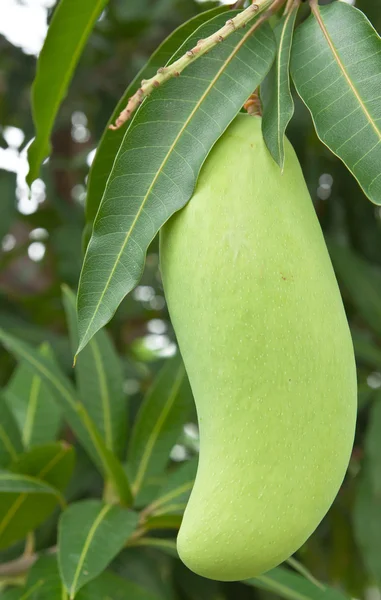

{"left": 0, "top": 329, "right": 132, "bottom": 506}
{"left": 149, "top": 457, "right": 197, "bottom": 514}
{"left": 27, "top": 0, "right": 108, "bottom": 185}
{"left": 128, "top": 355, "right": 194, "bottom": 501}
{"left": 5, "top": 343, "right": 62, "bottom": 449}
{"left": 0, "top": 471, "right": 63, "bottom": 549}
{"left": 363, "top": 391, "right": 381, "bottom": 495}
{"left": 353, "top": 471, "right": 381, "bottom": 584}
{"left": 144, "top": 513, "right": 183, "bottom": 531}
{"left": 84, "top": 5, "right": 228, "bottom": 235}
{"left": 0, "top": 394, "right": 23, "bottom": 468}
{"left": 11, "top": 442, "right": 75, "bottom": 493}
{"left": 261, "top": 5, "right": 298, "bottom": 168}
{"left": 352, "top": 329, "right": 381, "bottom": 368}
{"left": 58, "top": 499, "right": 138, "bottom": 598}
{"left": 76, "top": 13, "right": 276, "bottom": 353}
{"left": 132, "top": 537, "right": 178, "bottom": 558}
{"left": 76, "top": 570, "right": 160, "bottom": 600}
{"left": 0, "top": 170, "right": 16, "bottom": 242}
{"left": 247, "top": 565, "right": 348, "bottom": 600}
{"left": 62, "top": 285, "right": 126, "bottom": 457}
{"left": 327, "top": 242, "right": 381, "bottom": 337}
{"left": 25, "top": 555, "right": 68, "bottom": 600}
{"left": 291, "top": 2, "right": 381, "bottom": 204}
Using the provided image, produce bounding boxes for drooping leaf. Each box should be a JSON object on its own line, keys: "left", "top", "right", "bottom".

{"left": 0, "top": 471, "right": 63, "bottom": 549}
{"left": 0, "top": 329, "right": 132, "bottom": 505}
{"left": 291, "top": 2, "right": 381, "bottom": 204}
{"left": 247, "top": 565, "right": 348, "bottom": 600}
{"left": 62, "top": 285, "right": 126, "bottom": 457}
{"left": 25, "top": 555, "right": 68, "bottom": 600}
{"left": 76, "top": 13, "right": 276, "bottom": 354}
{"left": 0, "top": 170, "right": 17, "bottom": 242}
{"left": 149, "top": 457, "right": 197, "bottom": 514}
{"left": 58, "top": 499, "right": 138, "bottom": 598}
{"left": 11, "top": 442, "right": 75, "bottom": 492}
{"left": 27, "top": 0, "right": 108, "bottom": 185}
{"left": 353, "top": 470, "right": 381, "bottom": 584}
{"left": 0, "top": 393, "right": 23, "bottom": 468}
{"left": 84, "top": 5, "right": 228, "bottom": 238}
{"left": 327, "top": 241, "right": 381, "bottom": 337}
{"left": 5, "top": 343, "right": 62, "bottom": 449}
{"left": 363, "top": 391, "right": 381, "bottom": 494}
{"left": 128, "top": 355, "right": 194, "bottom": 502}
{"left": 261, "top": 4, "right": 299, "bottom": 168}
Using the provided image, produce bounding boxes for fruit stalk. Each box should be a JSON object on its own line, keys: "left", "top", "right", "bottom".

{"left": 109, "top": 0, "right": 283, "bottom": 130}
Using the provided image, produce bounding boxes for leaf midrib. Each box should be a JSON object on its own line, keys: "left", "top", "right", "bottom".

{"left": 78, "top": 20, "right": 263, "bottom": 353}
{"left": 89, "top": 337, "right": 113, "bottom": 452}
{"left": 312, "top": 3, "right": 381, "bottom": 141}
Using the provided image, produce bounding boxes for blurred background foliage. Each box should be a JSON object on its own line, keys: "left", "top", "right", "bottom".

{"left": 0, "top": 0, "right": 381, "bottom": 598}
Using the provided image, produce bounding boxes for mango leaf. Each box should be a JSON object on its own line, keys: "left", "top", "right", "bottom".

{"left": 0, "top": 393, "right": 23, "bottom": 468}
{"left": 84, "top": 5, "right": 228, "bottom": 235}
{"left": 11, "top": 442, "right": 75, "bottom": 491}
{"left": 261, "top": 4, "right": 299, "bottom": 168}
{"left": 0, "top": 329, "right": 132, "bottom": 506}
{"left": 291, "top": 2, "right": 381, "bottom": 204}
{"left": 5, "top": 343, "right": 62, "bottom": 449}
{"left": 327, "top": 242, "right": 381, "bottom": 337}
{"left": 62, "top": 285, "right": 126, "bottom": 458}
{"left": 352, "top": 329, "right": 381, "bottom": 368}
{"left": 132, "top": 537, "right": 178, "bottom": 558}
{"left": 363, "top": 391, "right": 381, "bottom": 495}
{"left": 23, "top": 555, "right": 160, "bottom": 600}
{"left": 144, "top": 513, "right": 183, "bottom": 531}
{"left": 58, "top": 499, "right": 138, "bottom": 598}
{"left": 353, "top": 471, "right": 381, "bottom": 584}
{"left": 25, "top": 555, "right": 68, "bottom": 600}
{"left": 247, "top": 565, "right": 348, "bottom": 600}
{"left": 76, "top": 13, "right": 276, "bottom": 354}
{"left": 27, "top": 0, "right": 108, "bottom": 185}
{"left": 0, "top": 170, "right": 16, "bottom": 241}
{"left": 0, "top": 471, "right": 64, "bottom": 549}
{"left": 149, "top": 457, "right": 197, "bottom": 514}
{"left": 128, "top": 355, "right": 193, "bottom": 502}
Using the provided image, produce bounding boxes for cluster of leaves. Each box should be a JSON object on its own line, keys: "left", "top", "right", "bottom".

{"left": 0, "top": 0, "right": 381, "bottom": 599}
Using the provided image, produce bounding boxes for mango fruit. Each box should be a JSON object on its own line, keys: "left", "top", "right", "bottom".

{"left": 160, "top": 114, "right": 357, "bottom": 581}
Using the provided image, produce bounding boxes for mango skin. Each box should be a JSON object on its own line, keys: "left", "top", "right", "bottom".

{"left": 160, "top": 115, "right": 357, "bottom": 581}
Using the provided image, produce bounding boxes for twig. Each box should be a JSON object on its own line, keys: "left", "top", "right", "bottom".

{"left": 109, "top": 0, "right": 278, "bottom": 130}
{"left": 0, "top": 547, "right": 57, "bottom": 579}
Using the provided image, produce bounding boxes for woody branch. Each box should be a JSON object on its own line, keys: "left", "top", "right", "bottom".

{"left": 110, "top": 0, "right": 279, "bottom": 130}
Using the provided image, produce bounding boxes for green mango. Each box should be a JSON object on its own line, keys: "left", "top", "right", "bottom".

{"left": 160, "top": 114, "right": 357, "bottom": 581}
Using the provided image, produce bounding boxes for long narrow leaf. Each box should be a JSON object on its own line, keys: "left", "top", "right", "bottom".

{"left": 62, "top": 285, "right": 126, "bottom": 457}
{"left": 27, "top": 0, "right": 108, "bottom": 185}
{"left": 291, "top": 2, "right": 381, "bottom": 204}
{"left": 0, "top": 394, "right": 23, "bottom": 468}
{"left": 58, "top": 499, "right": 138, "bottom": 598}
{"left": 261, "top": 4, "right": 299, "bottom": 168}
{"left": 128, "top": 355, "right": 193, "bottom": 502}
{"left": 85, "top": 5, "right": 227, "bottom": 234}
{"left": 5, "top": 342, "right": 62, "bottom": 448}
{"left": 76, "top": 13, "right": 276, "bottom": 354}
{"left": 0, "top": 329, "right": 132, "bottom": 505}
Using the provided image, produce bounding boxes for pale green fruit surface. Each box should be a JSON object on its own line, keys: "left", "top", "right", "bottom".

{"left": 160, "top": 114, "right": 357, "bottom": 581}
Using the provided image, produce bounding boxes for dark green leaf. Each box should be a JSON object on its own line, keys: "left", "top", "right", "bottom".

{"left": 327, "top": 242, "right": 381, "bottom": 337}
{"left": 76, "top": 13, "right": 276, "bottom": 353}
{"left": 291, "top": 2, "right": 381, "bottom": 204}
{"left": 0, "top": 170, "right": 16, "bottom": 241}
{"left": 133, "top": 537, "right": 178, "bottom": 558}
{"left": 11, "top": 442, "right": 75, "bottom": 493}
{"left": 128, "top": 355, "right": 193, "bottom": 502}
{"left": 149, "top": 457, "right": 197, "bottom": 514}
{"left": 5, "top": 343, "right": 62, "bottom": 449}
{"left": 62, "top": 285, "right": 126, "bottom": 458}
{"left": 352, "top": 329, "right": 381, "bottom": 368}
{"left": 363, "top": 391, "right": 381, "bottom": 494}
{"left": 0, "top": 471, "right": 63, "bottom": 549}
{"left": 25, "top": 555, "right": 67, "bottom": 599}
{"left": 0, "top": 329, "right": 132, "bottom": 506}
{"left": 144, "top": 513, "right": 182, "bottom": 531}
{"left": 353, "top": 471, "right": 381, "bottom": 584}
{"left": 58, "top": 499, "right": 138, "bottom": 598}
{"left": 261, "top": 5, "right": 299, "bottom": 168}
{"left": 247, "top": 565, "right": 348, "bottom": 600}
{"left": 85, "top": 5, "right": 228, "bottom": 234}
{"left": 0, "top": 394, "right": 23, "bottom": 468}
{"left": 27, "top": 0, "right": 108, "bottom": 184}
{"left": 76, "top": 570, "right": 160, "bottom": 600}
